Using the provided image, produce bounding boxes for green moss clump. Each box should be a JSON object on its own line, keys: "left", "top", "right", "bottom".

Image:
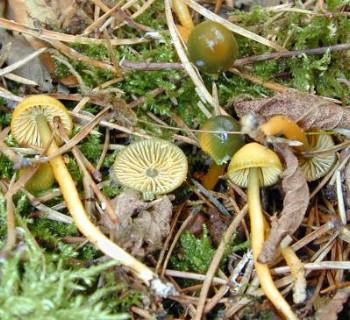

{"left": 230, "top": 5, "right": 350, "bottom": 103}
{"left": 171, "top": 227, "right": 215, "bottom": 274}
{"left": 0, "top": 154, "right": 13, "bottom": 179}
{"left": 80, "top": 133, "right": 102, "bottom": 164}
{"left": 66, "top": 157, "right": 82, "bottom": 183}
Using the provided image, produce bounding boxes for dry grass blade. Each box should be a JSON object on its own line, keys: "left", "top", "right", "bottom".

{"left": 0, "top": 18, "right": 147, "bottom": 46}
{"left": 182, "top": 0, "right": 285, "bottom": 51}
{"left": 164, "top": 0, "right": 215, "bottom": 116}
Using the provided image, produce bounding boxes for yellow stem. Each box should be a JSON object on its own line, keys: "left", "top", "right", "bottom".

{"left": 248, "top": 168, "right": 298, "bottom": 320}
{"left": 260, "top": 116, "right": 308, "bottom": 151}
{"left": 35, "top": 115, "right": 156, "bottom": 285}
{"left": 202, "top": 163, "right": 225, "bottom": 190}
{"left": 173, "top": 0, "right": 194, "bottom": 30}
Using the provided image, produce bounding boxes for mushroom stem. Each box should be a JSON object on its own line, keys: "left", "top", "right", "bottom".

{"left": 260, "top": 116, "right": 308, "bottom": 151}
{"left": 201, "top": 163, "right": 225, "bottom": 190}
{"left": 248, "top": 168, "right": 298, "bottom": 320}
{"left": 35, "top": 115, "right": 173, "bottom": 295}
{"left": 173, "top": 0, "right": 194, "bottom": 30}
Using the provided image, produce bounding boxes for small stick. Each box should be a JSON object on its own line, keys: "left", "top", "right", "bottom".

{"left": 194, "top": 206, "right": 247, "bottom": 320}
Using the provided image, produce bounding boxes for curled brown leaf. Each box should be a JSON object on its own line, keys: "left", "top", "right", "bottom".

{"left": 258, "top": 145, "right": 309, "bottom": 263}
{"left": 234, "top": 91, "right": 350, "bottom": 130}
{"left": 107, "top": 190, "right": 173, "bottom": 257}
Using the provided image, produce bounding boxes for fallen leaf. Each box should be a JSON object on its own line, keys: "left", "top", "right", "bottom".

{"left": 0, "top": 30, "right": 53, "bottom": 91}
{"left": 234, "top": 91, "right": 350, "bottom": 130}
{"left": 315, "top": 288, "right": 350, "bottom": 320}
{"left": 258, "top": 145, "right": 309, "bottom": 263}
{"left": 108, "top": 190, "right": 173, "bottom": 257}
{"left": 7, "top": 0, "right": 78, "bottom": 84}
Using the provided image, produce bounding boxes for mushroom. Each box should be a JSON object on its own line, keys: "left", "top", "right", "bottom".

{"left": 260, "top": 115, "right": 336, "bottom": 181}
{"left": 172, "top": 0, "right": 194, "bottom": 42}
{"left": 11, "top": 95, "right": 176, "bottom": 297}
{"left": 19, "top": 162, "right": 54, "bottom": 194}
{"left": 187, "top": 20, "right": 239, "bottom": 73}
{"left": 113, "top": 138, "right": 188, "bottom": 199}
{"left": 198, "top": 115, "right": 245, "bottom": 189}
{"left": 228, "top": 143, "right": 298, "bottom": 320}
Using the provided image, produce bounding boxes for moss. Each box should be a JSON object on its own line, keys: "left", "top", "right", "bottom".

{"left": 0, "top": 109, "right": 11, "bottom": 127}
{"left": 171, "top": 227, "right": 216, "bottom": 274}
{"left": 0, "top": 154, "right": 14, "bottom": 179}
{"left": 229, "top": 5, "right": 350, "bottom": 103}
{"left": 80, "top": 133, "right": 103, "bottom": 164}
{"left": 66, "top": 157, "right": 82, "bottom": 183}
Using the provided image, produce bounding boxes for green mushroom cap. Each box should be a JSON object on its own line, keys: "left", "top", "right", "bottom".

{"left": 187, "top": 20, "right": 239, "bottom": 74}
{"left": 198, "top": 115, "right": 245, "bottom": 165}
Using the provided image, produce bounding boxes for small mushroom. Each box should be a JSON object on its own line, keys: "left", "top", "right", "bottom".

{"left": 20, "top": 163, "right": 54, "bottom": 194}
{"left": 228, "top": 143, "right": 298, "bottom": 320}
{"left": 198, "top": 115, "right": 245, "bottom": 190}
{"left": 11, "top": 95, "right": 175, "bottom": 296}
{"left": 113, "top": 139, "right": 188, "bottom": 199}
{"left": 298, "top": 133, "right": 336, "bottom": 181}
{"left": 199, "top": 115, "right": 245, "bottom": 165}
{"left": 260, "top": 116, "right": 336, "bottom": 181}
{"left": 187, "top": 21, "right": 239, "bottom": 74}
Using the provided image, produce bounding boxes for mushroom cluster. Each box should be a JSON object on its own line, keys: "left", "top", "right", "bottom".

{"left": 11, "top": 95, "right": 176, "bottom": 297}
{"left": 260, "top": 115, "right": 336, "bottom": 181}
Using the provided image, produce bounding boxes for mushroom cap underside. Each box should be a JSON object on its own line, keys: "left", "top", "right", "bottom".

{"left": 11, "top": 95, "right": 73, "bottom": 148}
{"left": 299, "top": 133, "right": 336, "bottom": 181}
{"left": 228, "top": 142, "right": 283, "bottom": 187}
{"left": 113, "top": 139, "right": 188, "bottom": 195}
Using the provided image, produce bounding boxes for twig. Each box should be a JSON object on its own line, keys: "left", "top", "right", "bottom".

{"left": 165, "top": 269, "right": 227, "bottom": 285}
{"left": 192, "top": 179, "right": 231, "bottom": 216}
{"left": 194, "top": 205, "right": 247, "bottom": 320}
{"left": 235, "top": 43, "right": 350, "bottom": 65}
{"left": 0, "top": 18, "right": 147, "bottom": 46}
{"left": 120, "top": 43, "right": 350, "bottom": 71}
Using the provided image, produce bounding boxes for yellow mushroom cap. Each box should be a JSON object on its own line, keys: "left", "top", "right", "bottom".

{"left": 11, "top": 95, "right": 73, "bottom": 148}
{"left": 113, "top": 139, "right": 188, "bottom": 195}
{"left": 228, "top": 142, "right": 282, "bottom": 188}
{"left": 299, "top": 134, "right": 336, "bottom": 181}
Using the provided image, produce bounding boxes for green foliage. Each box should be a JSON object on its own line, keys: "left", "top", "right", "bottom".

{"left": 80, "top": 133, "right": 102, "bottom": 164}
{"left": 66, "top": 157, "right": 82, "bottom": 183}
{"left": 230, "top": 5, "right": 350, "bottom": 103}
{"left": 0, "top": 252, "right": 129, "bottom": 320}
{"left": 0, "top": 154, "right": 13, "bottom": 179}
{"left": 171, "top": 227, "right": 215, "bottom": 274}
{"left": 0, "top": 109, "right": 11, "bottom": 127}
{"left": 55, "top": 43, "right": 114, "bottom": 88}
{"left": 102, "top": 184, "right": 122, "bottom": 198}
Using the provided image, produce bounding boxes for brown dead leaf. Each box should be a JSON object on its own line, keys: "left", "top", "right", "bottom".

{"left": 108, "top": 190, "right": 173, "bottom": 257}
{"left": 234, "top": 91, "right": 350, "bottom": 130}
{"left": 0, "top": 30, "right": 53, "bottom": 91}
{"left": 7, "top": 0, "right": 79, "bottom": 83}
{"left": 258, "top": 145, "right": 309, "bottom": 263}
{"left": 315, "top": 288, "right": 350, "bottom": 320}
